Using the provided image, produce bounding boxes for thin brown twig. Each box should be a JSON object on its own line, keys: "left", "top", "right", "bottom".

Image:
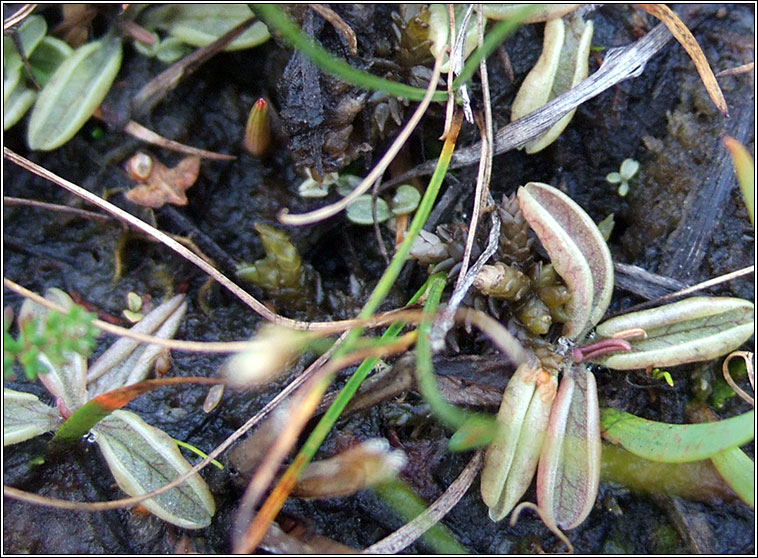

{"left": 277, "top": 53, "right": 445, "bottom": 226}
{"left": 715, "top": 62, "right": 754, "bottom": 78}
{"left": 309, "top": 4, "right": 357, "bottom": 55}
{"left": 363, "top": 450, "right": 484, "bottom": 554}
{"left": 3, "top": 197, "right": 112, "bottom": 222}
{"left": 122, "top": 119, "right": 236, "bottom": 161}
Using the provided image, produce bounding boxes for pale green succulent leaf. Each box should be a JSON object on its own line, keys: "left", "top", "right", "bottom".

{"left": 86, "top": 295, "right": 187, "bottom": 396}
{"left": 537, "top": 365, "right": 601, "bottom": 529}
{"left": 3, "top": 15, "right": 47, "bottom": 74}
{"left": 142, "top": 4, "right": 269, "bottom": 51}
{"left": 3, "top": 388, "right": 61, "bottom": 445}
{"left": 92, "top": 410, "right": 215, "bottom": 529}
{"left": 601, "top": 407, "right": 754, "bottom": 463}
{"left": 511, "top": 15, "right": 593, "bottom": 153}
{"left": 518, "top": 182, "right": 613, "bottom": 338}
{"left": 593, "top": 297, "right": 754, "bottom": 370}
{"left": 711, "top": 446, "right": 754, "bottom": 508}
{"left": 482, "top": 360, "right": 556, "bottom": 521}
{"left": 27, "top": 35, "right": 74, "bottom": 87}
{"left": 4, "top": 83, "right": 36, "bottom": 130}
{"left": 27, "top": 35, "right": 122, "bottom": 151}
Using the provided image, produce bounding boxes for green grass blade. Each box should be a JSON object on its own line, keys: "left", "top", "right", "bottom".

{"left": 373, "top": 479, "right": 469, "bottom": 554}
{"left": 601, "top": 407, "right": 754, "bottom": 463}
{"left": 710, "top": 446, "right": 754, "bottom": 507}
{"left": 251, "top": 4, "right": 446, "bottom": 102}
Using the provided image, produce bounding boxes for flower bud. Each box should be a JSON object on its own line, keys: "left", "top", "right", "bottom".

{"left": 243, "top": 98, "right": 271, "bottom": 157}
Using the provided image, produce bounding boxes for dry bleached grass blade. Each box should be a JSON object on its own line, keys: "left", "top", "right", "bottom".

{"left": 385, "top": 21, "right": 676, "bottom": 185}
{"left": 122, "top": 119, "right": 236, "bottom": 161}
{"left": 277, "top": 53, "right": 445, "bottom": 226}
{"left": 363, "top": 450, "right": 484, "bottom": 554}
{"left": 3, "top": 196, "right": 112, "bottom": 222}
{"left": 635, "top": 3, "right": 728, "bottom": 115}
{"left": 3, "top": 4, "right": 36, "bottom": 29}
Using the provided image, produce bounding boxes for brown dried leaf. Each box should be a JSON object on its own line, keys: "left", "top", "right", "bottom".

{"left": 635, "top": 4, "right": 728, "bottom": 115}
{"left": 124, "top": 154, "right": 200, "bottom": 208}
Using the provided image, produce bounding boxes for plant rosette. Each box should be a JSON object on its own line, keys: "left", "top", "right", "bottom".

{"left": 3, "top": 289, "right": 216, "bottom": 529}
{"left": 478, "top": 182, "right": 754, "bottom": 549}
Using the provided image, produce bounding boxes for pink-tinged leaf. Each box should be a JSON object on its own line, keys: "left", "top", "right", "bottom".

{"left": 517, "top": 182, "right": 613, "bottom": 338}
{"left": 482, "top": 360, "right": 557, "bottom": 521}
{"left": 593, "top": 297, "right": 754, "bottom": 370}
{"left": 537, "top": 365, "right": 601, "bottom": 529}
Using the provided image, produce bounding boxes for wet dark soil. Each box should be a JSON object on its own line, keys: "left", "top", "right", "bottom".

{"left": 3, "top": 4, "right": 754, "bottom": 554}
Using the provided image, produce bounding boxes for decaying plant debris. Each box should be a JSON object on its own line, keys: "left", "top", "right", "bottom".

{"left": 3, "top": 3, "right": 755, "bottom": 554}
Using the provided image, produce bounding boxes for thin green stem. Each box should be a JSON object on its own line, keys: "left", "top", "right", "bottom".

{"left": 174, "top": 439, "right": 224, "bottom": 470}
{"left": 415, "top": 273, "right": 468, "bottom": 429}
{"left": 252, "top": 4, "right": 446, "bottom": 102}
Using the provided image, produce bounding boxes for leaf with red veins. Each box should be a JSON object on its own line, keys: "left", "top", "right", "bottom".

{"left": 594, "top": 296, "right": 754, "bottom": 370}
{"left": 537, "top": 364, "right": 601, "bottom": 530}
{"left": 518, "top": 182, "right": 613, "bottom": 338}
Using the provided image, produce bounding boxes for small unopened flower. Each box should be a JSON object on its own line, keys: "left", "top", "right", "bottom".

{"left": 221, "top": 325, "right": 305, "bottom": 387}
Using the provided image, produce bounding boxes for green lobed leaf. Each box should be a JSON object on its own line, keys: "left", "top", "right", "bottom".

{"left": 593, "top": 297, "right": 754, "bottom": 370}
{"left": 92, "top": 409, "right": 215, "bottom": 528}
{"left": 710, "top": 446, "right": 754, "bottom": 508}
{"left": 537, "top": 365, "right": 601, "bottom": 529}
{"left": 142, "top": 4, "right": 269, "bottom": 50}
{"left": 3, "top": 387, "right": 62, "bottom": 445}
{"left": 517, "top": 182, "right": 613, "bottom": 338}
{"left": 481, "top": 360, "right": 556, "bottom": 521}
{"left": 601, "top": 407, "right": 754, "bottom": 463}
{"left": 27, "top": 34, "right": 123, "bottom": 151}
{"left": 86, "top": 294, "right": 187, "bottom": 396}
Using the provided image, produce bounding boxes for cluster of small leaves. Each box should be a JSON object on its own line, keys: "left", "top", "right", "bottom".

{"left": 4, "top": 305, "right": 98, "bottom": 380}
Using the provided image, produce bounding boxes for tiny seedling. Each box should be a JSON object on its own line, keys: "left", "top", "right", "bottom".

{"left": 606, "top": 158, "right": 640, "bottom": 196}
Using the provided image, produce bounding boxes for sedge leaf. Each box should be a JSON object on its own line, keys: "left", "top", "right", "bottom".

{"left": 27, "top": 34, "right": 122, "bottom": 150}
{"left": 601, "top": 407, "right": 754, "bottom": 463}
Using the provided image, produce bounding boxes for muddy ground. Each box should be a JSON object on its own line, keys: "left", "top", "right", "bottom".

{"left": 3, "top": 4, "right": 754, "bottom": 554}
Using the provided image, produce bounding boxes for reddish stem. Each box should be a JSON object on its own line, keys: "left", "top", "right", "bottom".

{"left": 572, "top": 338, "right": 632, "bottom": 363}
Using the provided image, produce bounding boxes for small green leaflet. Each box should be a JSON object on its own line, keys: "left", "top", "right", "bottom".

{"left": 27, "top": 34, "right": 122, "bottom": 150}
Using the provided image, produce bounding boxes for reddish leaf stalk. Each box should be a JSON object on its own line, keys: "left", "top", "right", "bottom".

{"left": 572, "top": 338, "right": 631, "bottom": 363}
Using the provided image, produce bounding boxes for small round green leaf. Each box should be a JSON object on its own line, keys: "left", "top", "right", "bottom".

{"left": 4, "top": 85, "right": 36, "bottom": 130}
{"left": 391, "top": 184, "right": 421, "bottom": 216}
{"left": 27, "top": 35, "right": 123, "bottom": 151}
{"left": 4, "top": 15, "right": 47, "bottom": 74}
{"left": 346, "top": 194, "right": 391, "bottom": 225}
